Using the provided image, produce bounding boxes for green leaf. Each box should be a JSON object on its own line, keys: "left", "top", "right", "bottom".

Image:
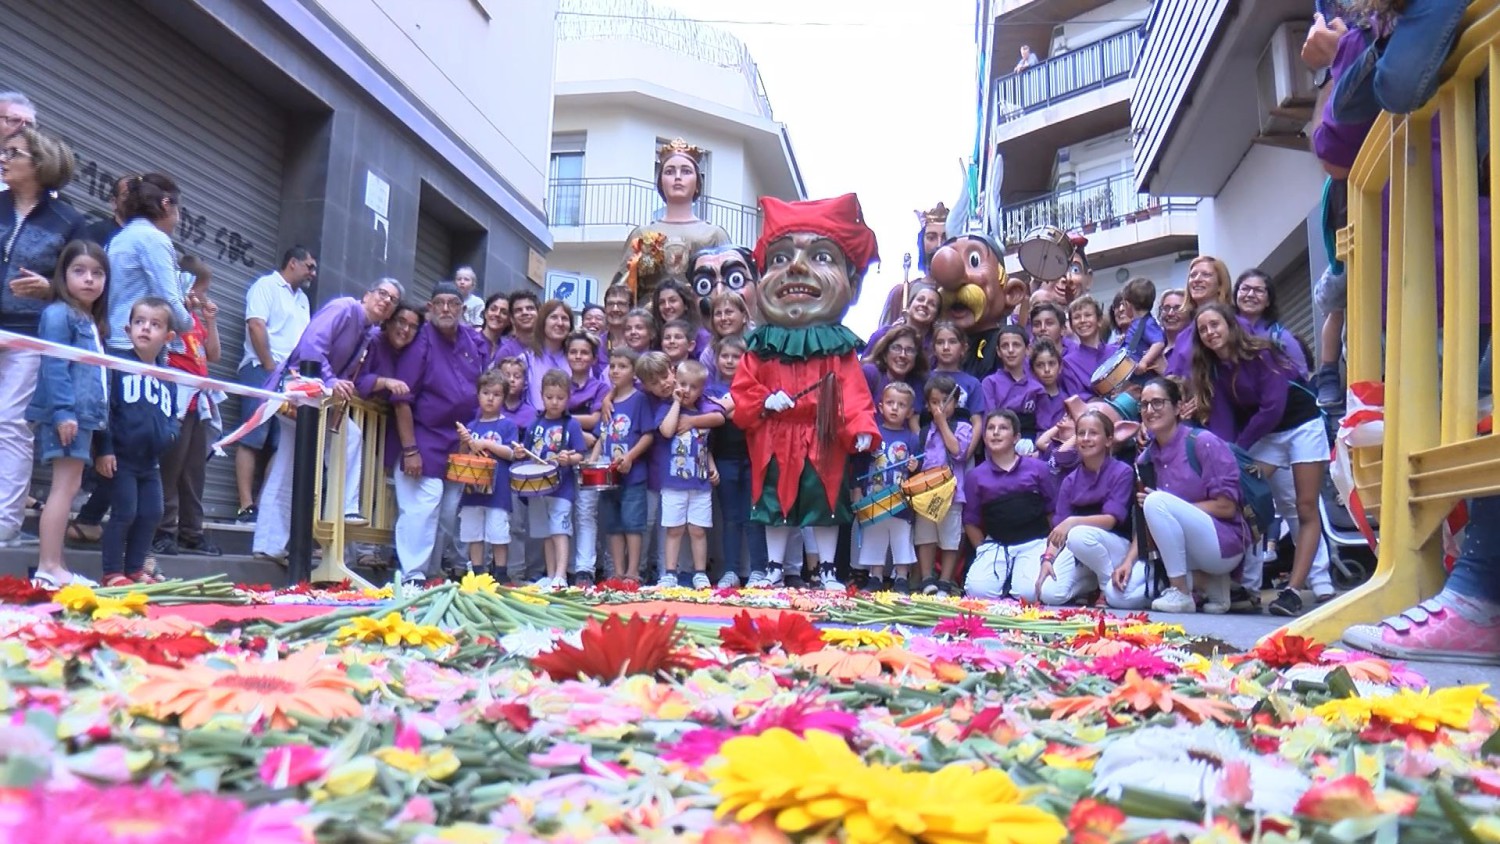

{"left": 1480, "top": 727, "right": 1500, "bottom": 758}
{"left": 1325, "top": 666, "right": 1360, "bottom": 699}
{"left": 1434, "top": 786, "right": 1485, "bottom": 844}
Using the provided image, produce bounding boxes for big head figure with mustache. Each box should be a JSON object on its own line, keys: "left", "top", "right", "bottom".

{"left": 730, "top": 194, "right": 883, "bottom": 587}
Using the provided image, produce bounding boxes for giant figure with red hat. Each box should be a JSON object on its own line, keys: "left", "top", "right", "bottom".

{"left": 731, "top": 194, "right": 882, "bottom": 591}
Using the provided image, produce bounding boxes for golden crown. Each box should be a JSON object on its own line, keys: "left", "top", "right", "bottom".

{"left": 657, "top": 138, "right": 705, "bottom": 165}
{"left": 916, "top": 202, "right": 949, "bottom": 226}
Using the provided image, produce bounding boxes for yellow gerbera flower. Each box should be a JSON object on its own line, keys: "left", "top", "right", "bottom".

{"left": 1313, "top": 685, "right": 1495, "bottom": 732}
{"left": 709, "top": 729, "right": 1066, "bottom": 844}
{"left": 373, "top": 746, "right": 460, "bottom": 780}
{"left": 55, "top": 584, "right": 98, "bottom": 614}
{"left": 91, "top": 592, "right": 148, "bottom": 620}
{"left": 512, "top": 592, "right": 550, "bottom": 606}
{"left": 460, "top": 571, "right": 499, "bottom": 594}
{"left": 821, "top": 627, "right": 900, "bottom": 650}
{"left": 335, "top": 612, "right": 454, "bottom": 649}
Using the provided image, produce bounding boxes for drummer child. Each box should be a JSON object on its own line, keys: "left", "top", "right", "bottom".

{"left": 854, "top": 382, "right": 922, "bottom": 593}
{"left": 523, "top": 369, "right": 587, "bottom": 589}
{"left": 655, "top": 359, "right": 724, "bottom": 590}
{"left": 456, "top": 370, "right": 519, "bottom": 580}
{"left": 1060, "top": 296, "right": 1118, "bottom": 398}
{"left": 978, "top": 326, "right": 1042, "bottom": 450}
{"left": 565, "top": 331, "right": 607, "bottom": 447}
{"left": 924, "top": 321, "right": 984, "bottom": 461}
{"left": 1117, "top": 276, "right": 1165, "bottom": 382}
{"left": 590, "top": 347, "right": 655, "bottom": 584}
{"left": 915, "top": 374, "right": 974, "bottom": 596}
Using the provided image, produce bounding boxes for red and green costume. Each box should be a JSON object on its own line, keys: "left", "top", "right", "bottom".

{"left": 731, "top": 324, "right": 880, "bottom": 526}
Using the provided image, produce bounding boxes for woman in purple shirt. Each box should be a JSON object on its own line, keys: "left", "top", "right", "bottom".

{"left": 1131, "top": 377, "right": 1249, "bottom": 614}
{"left": 1166, "top": 255, "right": 1234, "bottom": 380}
{"left": 651, "top": 280, "right": 712, "bottom": 359}
{"left": 1234, "top": 269, "right": 1309, "bottom": 376}
{"left": 1190, "top": 303, "right": 1327, "bottom": 617}
{"left": 525, "top": 300, "right": 573, "bottom": 408}
{"left": 1035, "top": 410, "right": 1149, "bottom": 608}
{"left": 961, "top": 409, "right": 1056, "bottom": 599}
{"left": 866, "top": 283, "right": 940, "bottom": 358}
{"left": 862, "top": 325, "right": 929, "bottom": 428}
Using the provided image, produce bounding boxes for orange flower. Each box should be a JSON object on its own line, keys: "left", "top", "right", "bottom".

{"left": 130, "top": 644, "right": 361, "bottom": 729}
{"left": 1048, "top": 669, "right": 1238, "bottom": 724}
{"left": 797, "top": 649, "right": 882, "bottom": 681}
{"left": 1240, "top": 631, "right": 1326, "bottom": 668}
{"left": 1068, "top": 799, "right": 1125, "bottom": 844}
{"left": 874, "top": 646, "right": 934, "bottom": 680}
{"left": 530, "top": 614, "right": 692, "bottom": 682}
{"left": 1294, "top": 774, "right": 1418, "bottom": 822}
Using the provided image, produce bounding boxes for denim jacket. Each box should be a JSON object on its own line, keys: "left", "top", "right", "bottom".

{"left": 26, "top": 301, "right": 109, "bottom": 430}
{"left": 0, "top": 192, "right": 88, "bottom": 335}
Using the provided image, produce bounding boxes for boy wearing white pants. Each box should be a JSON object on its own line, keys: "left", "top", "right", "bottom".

{"left": 855, "top": 383, "right": 923, "bottom": 592}
{"left": 654, "top": 360, "right": 724, "bottom": 590}
{"left": 961, "top": 409, "right": 1055, "bottom": 599}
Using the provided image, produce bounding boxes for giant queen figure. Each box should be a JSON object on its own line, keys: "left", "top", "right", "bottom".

{"left": 731, "top": 194, "right": 881, "bottom": 592}
{"left": 617, "top": 138, "right": 732, "bottom": 300}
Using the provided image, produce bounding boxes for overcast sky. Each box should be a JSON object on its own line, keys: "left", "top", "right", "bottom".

{"left": 658, "top": 0, "right": 980, "bottom": 337}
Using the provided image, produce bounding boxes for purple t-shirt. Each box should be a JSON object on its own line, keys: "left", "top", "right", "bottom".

{"left": 499, "top": 398, "right": 537, "bottom": 433}
{"left": 525, "top": 347, "right": 570, "bottom": 408}
{"left": 980, "top": 368, "right": 1041, "bottom": 421}
{"left": 1312, "top": 28, "right": 1379, "bottom": 171}
{"left": 390, "top": 323, "right": 488, "bottom": 478}
{"left": 1054, "top": 456, "right": 1134, "bottom": 529}
{"left": 1139, "top": 425, "right": 1248, "bottom": 559}
{"left": 594, "top": 389, "right": 653, "bottom": 486}
{"left": 1035, "top": 387, "right": 1067, "bottom": 432}
{"left": 962, "top": 454, "right": 1055, "bottom": 530}
{"left": 1205, "top": 348, "right": 1316, "bottom": 450}
{"left": 653, "top": 396, "right": 722, "bottom": 492}
{"left": 568, "top": 375, "right": 608, "bottom": 417}
{"left": 1061, "top": 341, "right": 1119, "bottom": 398}
{"left": 929, "top": 368, "right": 985, "bottom": 418}
{"left": 862, "top": 363, "right": 927, "bottom": 415}
{"left": 1242, "top": 318, "right": 1309, "bottom": 377}
{"left": 921, "top": 419, "right": 973, "bottom": 505}
{"left": 458, "top": 416, "right": 519, "bottom": 512}
{"left": 859, "top": 421, "right": 923, "bottom": 522}
{"left": 524, "top": 415, "right": 587, "bottom": 502}
{"left": 1121, "top": 315, "right": 1165, "bottom": 362}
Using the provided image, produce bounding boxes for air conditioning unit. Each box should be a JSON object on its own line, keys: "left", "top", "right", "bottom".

{"left": 1055, "top": 163, "right": 1078, "bottom": 192}
{"left": 1051, "top": 24, "right": 1069, "bottom": 55}
{"left": 1256, "top": 21, "right": 1317, "bottom": 136}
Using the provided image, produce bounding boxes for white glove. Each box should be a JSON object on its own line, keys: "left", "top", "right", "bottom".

{"left": 1016, "top": 438, "right": 1038, "bottom": 457}
{"left": 855, "top": 433, "right": 872, "bottom": 452}
{"left": 763, "top": 390, "right": 794, "bottom": 413}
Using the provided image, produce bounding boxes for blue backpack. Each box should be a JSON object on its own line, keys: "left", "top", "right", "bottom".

{"left": 1180, "top": 428, "right": 1277, "bottom": 543}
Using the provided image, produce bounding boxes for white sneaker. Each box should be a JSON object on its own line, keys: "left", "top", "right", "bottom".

{"left": 692, "top": 572, "right": 711, "bottom": 589}
{"left": 745, "top": 570, "right": 769, "bottom": 588}
{"left": 717, "top": 571, "right": 741, "bottom": 589}
{"left": 1200, "top": 573, "right": 1231, "bottom": 615}
{"left": 1151, "top": 586, "right": 1197, "bottom": 614}
{"left": 657, "top": 572, "right": 679, "bottom": 588}
{"left": 818, "top": 566, "right": 845, "bottom": 592}
{"left": 533, "top": 576, "right": 553, "bottom": 588}
{"left": 551, "top": 576, "right": 568, "bottom": 590}
{"left": 763, "top": 565, "right": 784, "bottom": 587}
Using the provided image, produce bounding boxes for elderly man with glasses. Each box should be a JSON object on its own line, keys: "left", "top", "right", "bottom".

{"left": 250, "top": 278, "right": 403, "bottom": 564}
{"left": 389, "top": 282, "right": 490, "bottom": 584}
{"left": 0, "top": 92, "right": 36, "bottom": 139}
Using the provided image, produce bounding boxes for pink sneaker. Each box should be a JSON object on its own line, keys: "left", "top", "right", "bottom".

{"left": 1343, "top": 598, "right": 1500, "bottom": 665}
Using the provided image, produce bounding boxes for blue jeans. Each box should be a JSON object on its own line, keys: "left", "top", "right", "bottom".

{"left": 101, "top": 460, "right": 163, "bottom": 577}
{"left": 716, "top": 457, "right": 768, "bottom": 577}
{"left": 1331, "top": 0, "right": 1469, "bottom": 124}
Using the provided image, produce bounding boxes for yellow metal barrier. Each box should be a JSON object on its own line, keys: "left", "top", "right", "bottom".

{"left": 1287, "top": 0, "right": 1500, "bottom": 641}
{"left": 308, "top": 396, "right": 395, "bottom": 588}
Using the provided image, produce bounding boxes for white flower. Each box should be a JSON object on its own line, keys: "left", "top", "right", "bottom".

{"left": 1091, "top": 723, "right": 1310, "bottom": 816}
{"left": 500, "top": 626, "right": 566, "bottom": 658}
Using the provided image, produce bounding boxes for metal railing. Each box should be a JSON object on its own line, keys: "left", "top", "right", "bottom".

{"left": 546, "top": 177, "right": 763, "bottom": 245}
{"left": 998, "top": 172, "right": 1197, "bottom": 247}
{"left": 556, "top": 0, "right": 775, "bottom": 120}
{"left": 1286, "top": 1, "right": 1499, "bottom": 642}
{"left": 993, "top": 26, "right": 1145, "bottom": 123}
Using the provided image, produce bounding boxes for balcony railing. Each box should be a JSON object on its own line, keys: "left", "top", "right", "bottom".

{"left": 999, "top": 171, "right": 1196, "bottom": 248}
{"left": 993, "top": 26, "right": 1145, "bottom": 124}
{"left": 546, "top": 177, "right": 762, "bottom": 246}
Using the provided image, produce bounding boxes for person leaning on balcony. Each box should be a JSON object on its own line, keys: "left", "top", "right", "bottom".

{"left": 1015, "top": 44, "right": 1039, "bottom": 72}
{"left": 616, "top": 138, "right": 730, "bottom": 300}
{"left": 249, "top": 278, "right": 402, "bottom": 565}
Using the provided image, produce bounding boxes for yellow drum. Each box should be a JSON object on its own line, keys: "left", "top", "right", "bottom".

{"left": 446, "top": 453, "right": 497, "bottom": 494}
{"left": 510, "top": 462, "right": 561, "bottom": 498}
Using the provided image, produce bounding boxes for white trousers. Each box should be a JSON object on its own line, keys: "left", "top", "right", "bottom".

{"left": 252, "top": 415, "right": 363, "bottom": 557}
{"left": 1141, "top": 490, "right": 1243, "bottom": 585}
{"left": 856, "top": 517, "right": 916, "bottom": 569}
{"left": 393, "top": 474, "right": 460, "bottom": 578}
{"left": 0, "top": 349, "right": 39, "bottom": 539}
{"left": 574, "top": 488, "right": 599, "bottom": 574}
{"left": 1054, "top": 526, "right": 1150, "bottom": 608}
{"left": 766, "top": 524, "right": 838, "bottom": 565}
{"left": 965, "top": 538, "right": 1047, "bottom": 599}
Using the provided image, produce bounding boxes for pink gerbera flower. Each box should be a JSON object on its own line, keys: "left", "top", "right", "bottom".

{"left": 664, "top": 695, "right": 860, "bottom": 766}
{"left": 0, "top": 784, "right": 310, "bottom": 844}
{"left": 932, "top": 614, "right": 996, "bottom": 639}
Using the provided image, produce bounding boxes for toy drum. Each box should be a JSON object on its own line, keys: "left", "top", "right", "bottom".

{"left": 446, "top": 453, "right": 497, "bottom": 494}
{"left": 901, "top": 465, "right": 954, "bottom": 498}
{"left": 854, "top": 487, "right": 906, "bottom": 525}
{"left": 578, "top": 460, "right": 620, "bottom": 491}
{"left": 1016, "top": 225, "right": 1071, "bottom": 281}
{"left": 510, "top": 462, "right": 561, "bottom": 498}
{"left": 1090, "top": 347, "right": 1136, "bottom": 397}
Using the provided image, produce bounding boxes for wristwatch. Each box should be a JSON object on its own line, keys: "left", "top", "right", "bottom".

{"left": 1314, "top": 66, "right": 1333, "bottom": 89}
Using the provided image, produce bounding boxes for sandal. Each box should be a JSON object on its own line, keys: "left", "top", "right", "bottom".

{"left": 136, "top": 557, "right": 166, "bottom": 584}
{"left": 66, "top": 522, "right": 102, "bottom": 544}
{"left": 103, "top": 574, "right": 134, "bottom": 588}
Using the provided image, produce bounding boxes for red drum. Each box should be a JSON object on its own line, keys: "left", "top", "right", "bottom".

{"left": 579, "top": 460, "right": 621, "bottom": 491}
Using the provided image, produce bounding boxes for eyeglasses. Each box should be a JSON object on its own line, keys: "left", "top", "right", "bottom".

{"left": 430, "top": 298, "right": 463, "bottom": 311}
{"left": 1238, "top": 286, "right": 1268, "bottom": 297}
{"left": 303, "top": 261, "right": 318, "bottom": 273}
{"left": 0, "top": 148, "right": 32, "bottom": 161}
{"left": 0, "top": 116, "right": 31, "bottom": 128}
{"left": 1187, "top": 270, "right": 1216, "bottom": 281}
{"left": 1160, "top": 304, "right": 1184, "bottom": 314}
{"left": 888, "top": 345, "right": 917, "bottom": 356}
{"left": 370, "top": 288, "right": 397, "bottom": 304}
{"left": 392, "top": 318, "right": 420, "bottom": 331}
{"left": 1140, "top": 398, "right": 1172, "bottom": 411}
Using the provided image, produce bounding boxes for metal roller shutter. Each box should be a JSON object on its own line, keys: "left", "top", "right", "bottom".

{"left": 412, "top": 211, "right": 454, "bottom": 303}
{"left": 1274, "top": 261, "right": 1316, "bottom": 367}
{"left": 4, "top": 0, "right": 286, "bottom": 520}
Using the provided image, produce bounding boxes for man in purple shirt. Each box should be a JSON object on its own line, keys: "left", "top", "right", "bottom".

{"left": 391, "top": 282, "right": 491, "bottom": 583}
{"left": 251, "top": 278, "right": 402, "bottom": 562}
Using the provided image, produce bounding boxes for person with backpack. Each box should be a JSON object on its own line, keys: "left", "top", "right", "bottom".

{"left": 1188, "top": 303, "right": 1329, "bottom": 617}
{"left": 1130, "top": 377, "right": 1251, "bottom": 614}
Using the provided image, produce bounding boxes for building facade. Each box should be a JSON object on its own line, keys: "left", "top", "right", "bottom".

{"left": 545, "top": 0, "right": 806, "bottom": 303}
{"left": 1131, "top": 0, "right": 1326, "bottom": 341}
{"left": 977, "top": 0, "right": 1199, "bottom": 307}
{"left": 4, "top": 0, "right": 557, "bottom": 518}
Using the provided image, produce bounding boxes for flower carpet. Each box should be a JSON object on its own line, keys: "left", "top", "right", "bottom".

{"left": 2, "top": 573, "right": 1499, "bottom": 843}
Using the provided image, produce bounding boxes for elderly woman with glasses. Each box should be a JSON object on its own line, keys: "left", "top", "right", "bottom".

{"left": 0, "top": 127, "right": 86, "bottom": 548}
{"left": 250, "top": 278, "right": 404, "bottom": 564}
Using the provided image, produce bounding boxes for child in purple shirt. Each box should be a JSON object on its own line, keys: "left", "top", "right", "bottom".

{"left": 979, "top": 326, "right": 1042, "bottom": 447}
{"left": 915, "top": 375, "right": 973, "bottom": 596}
{"left": 522, "top": 369, "right": 587, "bottom": 589}
{"left": 654, "top": 359, "right": 724, "bottom": 590}
{"left": 455, "top": 370, "right": 519, "bottom": 580}
{"left": 962, "top": 409, "right": 1056, "bottom": 600}
{"left": 588, "top": 348, "right": 655, "bottom": 584}
{"left": 1061, "top": 296, "right": 1119, "bottom": 399}
{"left": 854, "top": 382, "right": 923, "bottom": 593}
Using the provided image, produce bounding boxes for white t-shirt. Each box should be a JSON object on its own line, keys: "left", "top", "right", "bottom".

{"left": 462, "top": 293, "right": 486, "bottom": 328}
{"left": 240, "top": 270, "right": 311, "bottom": 369}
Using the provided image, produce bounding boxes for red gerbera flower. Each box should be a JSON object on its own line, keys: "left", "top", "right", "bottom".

{"left": 1243, "top": 630, "right": 1326, "bottom": 668}
{"left": 718, "top": 611, "right": 825, "bottom": 656}
{"left": 530, "top": 614, "right": 692, "bottom": 681}
{"left": 27, "top": 629, "right": 218, "bottom": 668}
{"left": 0, "top": 575, "right": 55, "bottom": 605}
{"left": 598, "top": 577, "right": 641, "bottom": 593}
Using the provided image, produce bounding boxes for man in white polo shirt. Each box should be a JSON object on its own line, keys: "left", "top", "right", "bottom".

{"left": 233, "top": 246, "right": 315, "bottom": 522}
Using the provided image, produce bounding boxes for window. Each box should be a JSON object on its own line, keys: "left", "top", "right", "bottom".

{"left": 549, "top": 133, "right": 586, "bottom": 226}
